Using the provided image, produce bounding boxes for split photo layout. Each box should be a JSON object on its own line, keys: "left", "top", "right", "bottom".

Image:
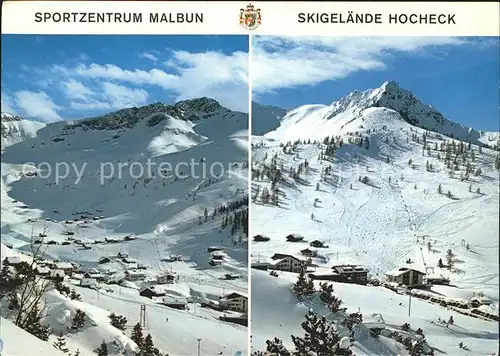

{"left": 1, "top": 33, "right": 499, "bottom": 356}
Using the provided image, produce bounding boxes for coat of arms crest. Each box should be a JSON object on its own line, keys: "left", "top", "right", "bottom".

{"left": 239, "top": 3, "right": 261, "bottom": 30}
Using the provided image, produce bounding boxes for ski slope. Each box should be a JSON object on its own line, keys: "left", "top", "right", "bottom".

{"left": 0, "top": 99, "right": 249, "bottom": 356}
{"left": 251, "top": 81, "right": 499, "bottom": 355}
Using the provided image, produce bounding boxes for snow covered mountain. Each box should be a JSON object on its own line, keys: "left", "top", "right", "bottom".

{"left": 1, "top": 112, "right": 46, "bottom": 150}
{"left": 251, "top": 82, "right": 499, "bottom": 355}
{"left": 1, "top": 98, "right": 249, "bottom": 356}
{"left": 258, "top": 81, "right": 499, "bottom": 149}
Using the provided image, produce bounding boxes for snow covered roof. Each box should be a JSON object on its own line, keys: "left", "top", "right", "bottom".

{"left": 141, "top": 285, "right": 166, "bottom": 295}
{"left": 5, "top": 256, "right": 23, "bottom": 264}
{"left": 163, "top": 295, "right": 187, "bottom": 304}
{"left": 50, "top": 269, "right": 65, "bottom": 277}
{"left": 80, "top": 278, "right": 97, "bottom": 286}
{"left": 55, "top": 262, "right": 73, "bottom": 269}
{"left": 270, "top": 253, "right": 309, "bottom": 262}
{"left": 221, "top": 292, "right": 248, "bottom": 300}
{"left": 386, "top": 267, "right": 425, "bottom": 277}
{"left": 35, "top": 266, "right": 50, "bottom": 274}
{"left": 126, "top": 270, "right": 146, "bottom": 276}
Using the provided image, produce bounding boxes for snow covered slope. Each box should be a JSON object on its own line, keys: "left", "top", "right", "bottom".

{"left": 0, "top": 317, "right": 67, "bottom": 356}
{"left": 251, "top": 81, "right": 499, "bottom": 355}
{"left": 1, "top": 113, "right": 46, "bottom": 150}
{"left": 1, "top": 98, "right": 248, "bottom": 356}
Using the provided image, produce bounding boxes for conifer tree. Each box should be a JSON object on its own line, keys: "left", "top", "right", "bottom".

{"left": 71, "top": 309, "right": 86, "bottom": 330}
{"left": 265, "top": 337, "right": 291, "bottom": 355}
{"left": 70, "top": 289, "right": 82, "bottom": 301}
{"left": 97, "top": 341, "right": 108, "bottom": 356}
{"left": 291, "top": 309, "right": 353, "bottom": 355}
{"left": 131, "top": 322, "right": 144, "bottom": 349}
{"left": 24, "top": 303, "right": 50, "bottom": 341}
{"left": 293, "top": 269, "right": 314, "bottom": 301}
{"left": 53, "top": 331, "right": 70, "bottom": 353}
{"left": 109, "top": 312, "right": 127, "bottom": 331}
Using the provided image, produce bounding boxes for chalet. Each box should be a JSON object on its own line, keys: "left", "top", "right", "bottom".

{"left": 105, "top": 237, "right": 120, "bottom": 244}
{"left": 308, "top": 271, "right": 344, "bottom": 281}
{"left": 300, "top": 248, "right": 318, "bottom": 258}
{"left": 209, "top": 259, "right": 223, "bottom": 266}
{"left": 330, "top": 265, "right": 369, "bottom": 285}
{"left": 253, "top": 234, "right": 271, "bottom": 242}
{"left": 286, "top": 233, "right": 304, "bottom": 242}
{"left": 224, "top": 274, "right": 240, "bottom": 280}
{"left": 163, "top": 295, "right": 187, "bottom": 310}
{"left": 79, "top": 267, "right": 99, "bottom": 274}
{"left": 4, "top": 256, "right": 23, "bottom": 265}
{"left": 219, "top": 292, "right": 248, "bottom": 313}
{"left": 99, "top": 257, "right": 111, "bottom": 264}
{"left": 139, "top": 286, "right": 166, "bottom": 299}
{"left": 117, "top": 252, "right": 129, "bottom": 259}
{"left": 269, "top": 254, "right": 309, "bottom": 273}
{"left": 137, "top": 263, "right": 147, "bottom": 270}
{"left": 125, "top": 270, "right": 146, "bottom": 281}
{"left": 425, "top": 276, "right": 450, "bottom": 285}
{"left": 35, "top": 266, "right": 50, "bottom": 276}
{"left": 49, "top": 269, "right": 65, "bottom": 282}
{"left": 123, "top": 235, "right": 136, "bottom": 241}
{"left": 207, "top": 246, "right": 224, "bottom": 253}
{"left": 61, "top": 241, "right": 71, "bottom": 246}
{"left": 80, "top": 278, "right": 98, "bottom": 289}
{"left": 166, "top": 255, "right": 183, "bottom": 262}
{"left": 251, "top": 262, "right": 270, "bottom": 271}
{"left": 219, "top": 313, "right": 248, "bottom": 327}
{"left": 310, "top": 240, "right": 327, "bottom": 248}
{"left": 211, "top": 253, "right": 224, "bottom": 261}
{"left": 122, "top": 257, "right": 138, "bottom": 264}
{"left": 470, "top": 296, "right": 492, "bottom": 308}
{"left": 83, "top": 272, "right": 105, "bottom": 281}
{"left": 386, "top": 268, "right": 425, "bottom": 287}
{"left": 157, "top": 273, "right": 176, "bottom": 284}
{"left": 54, "top": 262, "right": 74, "bottom": 275}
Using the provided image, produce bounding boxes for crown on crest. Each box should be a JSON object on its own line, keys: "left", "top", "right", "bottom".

{"left": 245, "top": 3, "right": 255, "bottom": 11}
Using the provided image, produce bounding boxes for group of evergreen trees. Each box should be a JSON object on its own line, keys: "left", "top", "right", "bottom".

{"left": 197, "top": 195, "right": 249, "bottom": 237}
{"left": 0, "top": 258, "right": 51, "bottom": 341}
{"left": 130, "top": 322, "right": 168, "bottom": 356}
{"left": 252, "top": 309, "right": 353, "bottom": 356}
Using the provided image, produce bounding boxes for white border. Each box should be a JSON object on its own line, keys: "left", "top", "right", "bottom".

{"left": 1, "top": 1, "right": 499, "bottom": 36}
{"left": 247, "top": 33, "right": 253, "bottom": 356}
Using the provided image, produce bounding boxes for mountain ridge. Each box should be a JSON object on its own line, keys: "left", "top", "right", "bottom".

{"left": 253, "top": 81, "right": 499, "bottom": 148}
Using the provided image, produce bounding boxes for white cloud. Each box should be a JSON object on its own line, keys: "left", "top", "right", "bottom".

{"left": 139, "top": 52, "right": 159, "bottom": 62}
{"left": 102, "top": 82, "right": 149, "bottom": 109}
{"left": 1, "top": 92, "right": 17, "bottom": 115}
{"left": 14, "top": 90, "right": 62, "bottom": 122}
{"left": 13, "top": 48, "right": 249, "bottom": 117}
{"left": 49, "top": 50, "right": 249, "bottom": 112}
{"left": 252, "top": 36, "right": 472, "bottom": 93}
{"left": 61, "top": 79, "right": 94, "bottom": 102}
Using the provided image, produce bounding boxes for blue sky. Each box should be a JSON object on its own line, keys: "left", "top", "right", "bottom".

{"left": 1, "top": 35, "right": 249, "bottom": 122}
{"left": 253, "top": 36, "right": 499, "bottom": 132}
